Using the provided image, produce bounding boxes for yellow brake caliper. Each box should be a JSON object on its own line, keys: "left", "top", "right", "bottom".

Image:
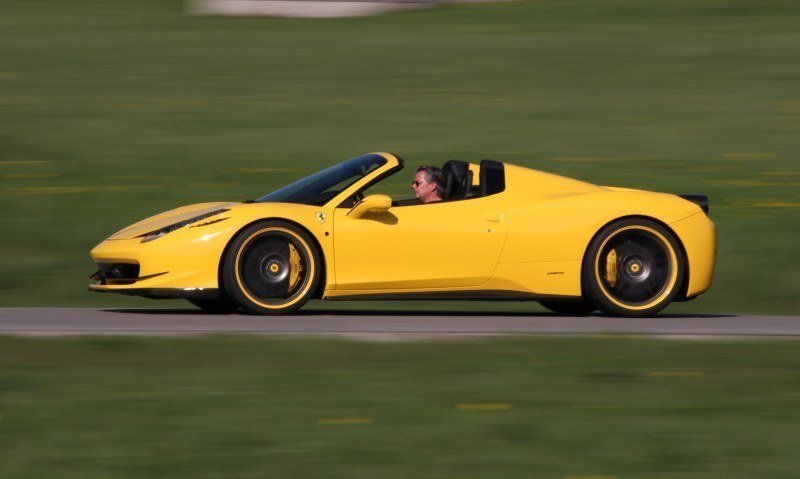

{"left": 605, "top": 249, "right": 618, "bottom": 288}
{"left": 288, "top": 243, "right": 303, "bottom": 292}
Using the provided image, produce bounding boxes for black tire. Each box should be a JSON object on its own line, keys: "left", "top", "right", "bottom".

{"left": 223, "top": 220, "right": 321, "bottom": 315}
{"left": 583, "top": 218, "right": 685, "bottom": 317}
{"left": 187, "top": 298, "right": 240, "bottom": 313}
{"left": 539, "top": 300, "right": 596, "bottom": 315}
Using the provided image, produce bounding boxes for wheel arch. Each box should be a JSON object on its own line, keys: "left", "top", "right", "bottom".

{"left": 217, "top": 217, "right": 327, "bottom": 299}
{"left": 579, "top": 214, "right": 690, "bottom": 299}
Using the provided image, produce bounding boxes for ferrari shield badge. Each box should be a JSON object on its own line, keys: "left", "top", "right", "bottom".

{"left": 315, "top": 212, "right": 327, "bottom": 224}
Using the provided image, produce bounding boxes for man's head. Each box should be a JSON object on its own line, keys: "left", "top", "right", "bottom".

{"left": 412, "top": 166, "right": 445, "bottom": 203}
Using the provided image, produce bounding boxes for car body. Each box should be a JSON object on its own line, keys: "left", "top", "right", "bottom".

{"left": 89, "top": 152, "right": 715, "bottom": 316}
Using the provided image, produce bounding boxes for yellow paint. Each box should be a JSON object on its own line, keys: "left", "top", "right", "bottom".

{"left": 457, "top": 403, "right": 511, "bottom": 411}
{"left": 317, "top": 418, "right": 373, "bottom": 425}
{"left": 89, "top": 152, "right": 715, "bottom": 315}
{"left": 332, "top": 193, "right": 507, "bottom": 290}
{"left": 648, "top": 371, "right": 705, "bottom": 377}
{"left": 468, "top": 162, "right": 480, "bottom": 186}
{"left": 671, "top": 213, "right": 716, "bottom": 298}
{"left": 488, "top": 261, "right": 582, "bottom": 297}
{"left": 346, "top": 194, "right": 391, "bottom": 220}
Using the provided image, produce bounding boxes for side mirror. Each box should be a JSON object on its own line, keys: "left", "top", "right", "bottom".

{"left": 348, "top": 194, "right": 392, "bottom": 219}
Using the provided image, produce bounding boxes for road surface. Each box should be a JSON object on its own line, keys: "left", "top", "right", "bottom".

{"left": 1, "top": 308, "right": 799, "bottom": 338}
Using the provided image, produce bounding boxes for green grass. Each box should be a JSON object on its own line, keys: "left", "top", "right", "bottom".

{"left": 1, "top": 335, "right": 799, "bottom": 478}
{"left": 1, "top": 0, "right": 799, "bottom": 313}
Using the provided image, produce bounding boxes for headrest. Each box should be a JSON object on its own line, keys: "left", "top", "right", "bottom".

{"left": 441, "top": 160, "right": 470, "bottom": 200}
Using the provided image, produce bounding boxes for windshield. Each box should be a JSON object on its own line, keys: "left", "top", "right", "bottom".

{"left": 256, "top": 154, "right": 387, "bottom": 206}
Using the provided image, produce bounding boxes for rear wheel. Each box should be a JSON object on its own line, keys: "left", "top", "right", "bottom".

{"left": 539, "top": 300, "right": 596, "bottom": 315}
{"left": 187, "top": 298, "right": 240, "bottom": 313}
{"left": 223, "top": 221, "right": 321, "bottom": 315}
{"left": 583, "top": 218, "right": 684, "bottom": 317}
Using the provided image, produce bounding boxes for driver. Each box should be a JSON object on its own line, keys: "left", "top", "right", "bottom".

{"left": 412, "top": 166, "right": 445, "bottom": 204}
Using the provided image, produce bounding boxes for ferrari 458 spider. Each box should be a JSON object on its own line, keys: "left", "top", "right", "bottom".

{"left": 90, "top": 152, "right": 715, "bottom": 316}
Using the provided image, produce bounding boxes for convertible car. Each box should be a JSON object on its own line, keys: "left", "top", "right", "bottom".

{"left": 89, "top": 152, "right": 715, "bottom": 316}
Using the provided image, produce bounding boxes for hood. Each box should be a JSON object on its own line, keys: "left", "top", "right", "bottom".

{"left": 108, "top": 202, "right": 238, "bottom": 240}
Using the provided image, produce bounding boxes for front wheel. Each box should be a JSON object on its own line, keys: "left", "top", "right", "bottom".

{"left": 223, "top": 221, "right": 321, "bottom": 315}
{"left": 583, "top": 218, "right": 685, "bottom": 317}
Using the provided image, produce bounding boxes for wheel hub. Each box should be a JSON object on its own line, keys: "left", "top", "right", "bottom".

{"left": 623, "top": 256, "right": 649, "bottom": 281}
{"left": 260, "top": 256, "right": 288, "bottom": 283}
{"left": 597, "top": 229, "right": 672, "bottom": 306}
{"left": 237, "top": 228, "right": 313, "bottom": 308}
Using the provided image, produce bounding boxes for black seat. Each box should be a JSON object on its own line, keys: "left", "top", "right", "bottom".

{"left": 441, "top": 160, "right": 472, "bottom": 201}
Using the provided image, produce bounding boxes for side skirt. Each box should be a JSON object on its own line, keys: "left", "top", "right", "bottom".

{"left": 324, "top": 290, "right": 581, "bottom": 302}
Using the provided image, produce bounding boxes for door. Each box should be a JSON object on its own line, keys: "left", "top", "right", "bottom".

{"left": 332, "top": 196, "right": 507, "bottom": 290}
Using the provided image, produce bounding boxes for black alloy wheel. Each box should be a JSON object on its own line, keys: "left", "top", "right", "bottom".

{"left": 583, "top": 218, "right": 685, "bottom": 317}
{"left": 223, "top": 220, "right": 322, "bottom": 315}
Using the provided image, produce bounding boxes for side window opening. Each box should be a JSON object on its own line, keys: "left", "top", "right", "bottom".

{"left": 348, "top": 159, "right": 505, "bottom": 208}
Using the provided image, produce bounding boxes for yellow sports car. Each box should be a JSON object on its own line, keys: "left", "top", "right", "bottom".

{"left": 89, "top": 152, "right": 715, "bottom": 316}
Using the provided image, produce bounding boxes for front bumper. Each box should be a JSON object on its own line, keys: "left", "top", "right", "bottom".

{"left": 89, "top": 284, "right": 220, "bottom": 299}
{"left": 89, "top": 223, "right": 235, "bottom": 298}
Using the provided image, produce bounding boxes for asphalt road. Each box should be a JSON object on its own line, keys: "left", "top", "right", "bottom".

{"left": 1, "top": 308, "right": 800, "bottom": 338}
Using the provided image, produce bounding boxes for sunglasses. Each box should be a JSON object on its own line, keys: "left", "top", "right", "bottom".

{"left": 411, "top": 180, "right": 429, "bottom": 187}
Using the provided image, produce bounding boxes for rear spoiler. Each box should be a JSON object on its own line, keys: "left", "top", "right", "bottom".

{"left": 679, "top": 194, "right": 709, "bottom": 215}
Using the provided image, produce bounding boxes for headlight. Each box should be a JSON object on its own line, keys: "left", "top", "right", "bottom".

{"left": 140, "top": 209, "right": 229, "bottom": 243}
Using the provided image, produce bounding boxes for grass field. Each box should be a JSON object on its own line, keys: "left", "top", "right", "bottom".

{"left": 1, "top": 0, "right": 799, "bottom": 313}
{"left": 0, "top": 335, "right": 799, "bottom": 478}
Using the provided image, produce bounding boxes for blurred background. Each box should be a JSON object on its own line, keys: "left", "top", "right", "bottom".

{"left": 3, "top": 3, "right": 800, "bottom": 478}
{"left": 1, "top": 0, "right": 799, "bottom": 313}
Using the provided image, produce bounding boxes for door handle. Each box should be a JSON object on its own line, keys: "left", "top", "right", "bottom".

{"left": 484, "top": 213, "right": 502, "bottom": 223}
